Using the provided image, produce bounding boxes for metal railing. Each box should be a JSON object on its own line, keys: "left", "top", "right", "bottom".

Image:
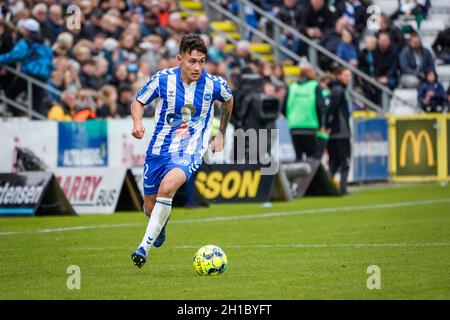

{"left": 0, "top": 64, "right": 59, "bottom": 120}
{"left": 190, "top": 0, "right": 418, "bottom": 113}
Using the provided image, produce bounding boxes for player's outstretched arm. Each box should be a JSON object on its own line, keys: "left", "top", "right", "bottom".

{"left": 211, "top": 96, "right": 234, "bottom": 153}
{"left": 131, "top": 99, "right": 146, "bottom": 139}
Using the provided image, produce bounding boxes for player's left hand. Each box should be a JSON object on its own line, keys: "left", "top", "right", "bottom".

{"left": 210, "top": 133, "right": 224, "bottom": 153}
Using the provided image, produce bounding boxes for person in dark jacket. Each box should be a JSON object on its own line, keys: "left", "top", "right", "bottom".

{"left": 276, "top": 0, "right": 304, "bottom": 62}
{"left": 374, "top": 32, "right": 398, "bottom": 89}
{"left": 0, "top": 19, "right": 14, "bottom": 93}
{"left": 432, "top": 27, "right": 450, "bottom": 64}
{"left": 418, "top": 70, "right": 446, "bottom": 112}
{"left": 399, "top": 32, "right": 435, "bottom": 88}
{"left": 0, "top": 19, "right": 53, "bottom": 117}
{"left": 326, "top": 67, "right": 352, "bottom": 196}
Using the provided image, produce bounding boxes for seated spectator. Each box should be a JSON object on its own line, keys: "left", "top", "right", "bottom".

{"left": 109, "top": 63, "right": 131, "bottom": 88}
{"left": 140, "top": 11, "right": 170, "bottom": 42}
{"left": 358, "top": 35, "right": 378, "bottom": 103}
{"left": 96, "top": 85, "right": 118, "bottom": 118}
{"left": 276, "top": 0, "right": 303, "bottom": 62}
{"left": 47, "top": 70, "right": 64, "bottom": 102}
{"left": 208, "top": 35, "right": 228, "bottom": 63}
{"left": 319, "top": 17, "right": 350, "bottom": 70}
{"left": 337, "top": 29, "right": 358, "bottom": 67}
{"left": 377, "top": 13, "right": 406, "bottom": 54}
{"left": 418, "top": 70, "right": 446, "bottom": 112}
{"left": 45, "top": 4, "right": 64, "bottom": 44}
{"left": 79, "top": 59, "right": 103, "bottom": 90}
{"left": 399, "top": 32, "right": 435, "bottom": 88}
{"left": 117, "top": 83, "right": 133, "bottom": 117}
{"left": 117, "top": 33, "right": 138, "bottom": 64}
{"left": 301, "top": 0, "right": 335, "bottom": 40}
{"left": 432, "top": 27, "right": 450, "bottom": 65}
{"left": 227, "top": 40, "right": 256, "bottom": 74}
{"left": 392, "top": 0, "right": 430, "bottom": 30}
{"left": 335, "top": 0, "right": 368, "bottom": 36}
{"left": 375, "top": 32, "right": 398, "bottom": 90}
{"left": 47, "top": 90, "right": 78, "bottom": 121}
{"left": 196, "top": 15, "right": 211, "bottom": 36}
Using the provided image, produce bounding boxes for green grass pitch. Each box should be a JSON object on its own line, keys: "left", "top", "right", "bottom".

{"left": 0, "top": 183, "right": 449, "bottom": 299}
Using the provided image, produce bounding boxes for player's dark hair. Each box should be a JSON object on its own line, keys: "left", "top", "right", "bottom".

{"left": 179, "top": 34, "right": 208, "bottom": 55}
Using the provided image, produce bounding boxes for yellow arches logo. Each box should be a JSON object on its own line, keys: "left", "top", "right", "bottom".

{"left": 399, "top": 130, "right": 435, "bottom": 167}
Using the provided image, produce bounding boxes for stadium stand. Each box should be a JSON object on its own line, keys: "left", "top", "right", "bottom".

{"left": 0, "top": 0, "right": 449, "bottom": 119}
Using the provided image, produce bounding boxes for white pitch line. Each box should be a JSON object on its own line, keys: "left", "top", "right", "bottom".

{"left": 175, "top": 243, "right": 450, "bottom": 249}
{"left": 1, "top": 197, "right": 450, "bottom": 237}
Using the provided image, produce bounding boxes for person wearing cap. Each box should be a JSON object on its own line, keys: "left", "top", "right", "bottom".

{"left": 0, "top": 18, "right": 53, "bottom": 117}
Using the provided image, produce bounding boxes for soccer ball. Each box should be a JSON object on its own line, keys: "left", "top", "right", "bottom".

{"left": 192, "top": 245, "right": 228, "bottom": 276}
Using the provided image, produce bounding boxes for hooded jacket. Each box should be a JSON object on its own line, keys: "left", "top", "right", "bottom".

{"left": 0, "top": 32, "right": 53, "bottom": 80}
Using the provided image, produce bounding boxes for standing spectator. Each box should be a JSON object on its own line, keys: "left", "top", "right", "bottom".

{"left": 432, "top": 27, "right": 450, "bottom": 65}
{"left": 0, "top": 19, "right": 14, "bottom": 93}
{"left": 0, "top": 18, "right": 53, "bottom": 117}
{"left": 336, "top": 29, "right": 358, "bottom": 67}
{"left": 282, "top": 65, "right": 328, "bottom": 160}
{"left": 418, "top": 70, "right": 446, "bottom": 112}
{"left": 276, "top": 0, "right": 303, "bottom": 62}
{"left": 326, "top": 67, "right": 352, "bottom": 196}
{"left": 399, "top": 32, "right": 435, "bottom": 88}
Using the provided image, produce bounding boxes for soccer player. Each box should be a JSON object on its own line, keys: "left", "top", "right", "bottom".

{"left": 130, "top": 34, "right": 234, "bottom": 268}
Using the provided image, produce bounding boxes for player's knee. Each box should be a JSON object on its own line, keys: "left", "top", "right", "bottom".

{"left": 158, "top": 181, "right": 177, "bottom": 198}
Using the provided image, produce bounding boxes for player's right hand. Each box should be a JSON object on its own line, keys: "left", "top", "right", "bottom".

{"left": 132, "top": 123, "right": 145, "bottom": 139}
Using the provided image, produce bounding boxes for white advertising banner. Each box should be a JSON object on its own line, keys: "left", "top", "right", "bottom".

{"left": 0, "top": 120, "right": 58, "bottom": 172}
{"left": 107, "top": 118, "right": 155, "bottom": 168}
{"left": 54, "top": 167, "right": 127, "bottom": 214}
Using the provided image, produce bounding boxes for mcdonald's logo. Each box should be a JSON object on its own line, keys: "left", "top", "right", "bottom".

{"left": 399, "top": 130, "right": 435, "bottom": 167}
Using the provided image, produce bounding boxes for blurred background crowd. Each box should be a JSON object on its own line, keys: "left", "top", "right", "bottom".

{"left": 0, "top": 0, "right": 449, "bottom": 121}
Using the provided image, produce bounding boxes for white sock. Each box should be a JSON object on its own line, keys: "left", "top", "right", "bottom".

{"left": 139, "top": 197, "right": 172, "bottom": 253}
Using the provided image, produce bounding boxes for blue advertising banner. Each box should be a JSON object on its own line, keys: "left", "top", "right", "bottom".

{"left": 58, "top": 120, "right": 108, "bottom": 167}
{"left": 352, "top": 118, "right": 389, "bottom": 182}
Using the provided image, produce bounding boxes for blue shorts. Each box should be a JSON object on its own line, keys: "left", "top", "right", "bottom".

{"left": 143, "top": 154, "right": 202, "bottom": 195}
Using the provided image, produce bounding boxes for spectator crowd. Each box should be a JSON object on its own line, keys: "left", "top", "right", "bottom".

{"left": 0, "top": 0, "right": 449, "bottom": 121}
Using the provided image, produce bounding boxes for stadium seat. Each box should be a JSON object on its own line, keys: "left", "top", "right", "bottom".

{"left": 419, "top": 20, "right": 447, "bottom": 37}
{"left": 436, "top": 65, "right": 450, "bottom": 82}
{"left": 210, "top": 21, "right": 238, "bottom": 32}
{"left": 179, "top": 1, "right": 203, "bottom": 11}
{"left": 389, "top": 89, "right": 420, "bottom": 115}
{"left": 421, "top": 35, "right": 436, "bottom": 52}
{"left": 371, "top": 0, "right": 399, "bottom": 16}
{"left": 430, "top": 0, "right": 450, "bottom": 13}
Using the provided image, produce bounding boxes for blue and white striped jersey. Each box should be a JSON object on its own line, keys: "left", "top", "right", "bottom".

{"left": 135, "top": 67, "right": 232, "bottom": 160}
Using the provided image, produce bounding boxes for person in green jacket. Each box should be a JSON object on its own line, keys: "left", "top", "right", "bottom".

{"left": 282, "top": 64, "right": 329, "bottom": 160}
